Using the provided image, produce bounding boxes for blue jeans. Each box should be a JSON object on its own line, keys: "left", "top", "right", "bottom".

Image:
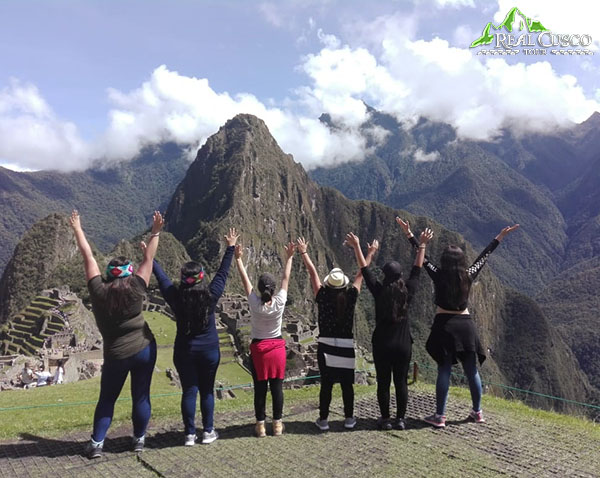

{"left": 92, "top": 340, "right": 157, "bottom": 442}
{"left": 173, "top": 346, "right": 220, "bottom": 435}
{"left": 436, "top": 351, "right": 482, "bottom": 416}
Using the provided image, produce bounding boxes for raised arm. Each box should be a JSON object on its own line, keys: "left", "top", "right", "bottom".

{"left": 350, "top": 236, "right": 378, "bottom": 293}
{"left": 146, "top": 249, "right": 178, "bottom": 311}
{"left": 297, "top": 237, "right": 321, "bottom": 297}
{"left": 234, "top": 243, "right": 253, "bottom": 297}
{"left": 280, "top": 242, "right": 296, "bottom": 292}
{"left": 468, "top": 224, "right": 520, "bottom": 279}
{"left": 70, "top": 210, "right": 101, "bottom": 281}
{"left": 136, "top": 211, "right": 164, "bottom": 286}
{"left": 210, "top": 228, "right": 239, "bottom": 298}
{"left": 414, "top": 228, "right": 434, "bottom": 268}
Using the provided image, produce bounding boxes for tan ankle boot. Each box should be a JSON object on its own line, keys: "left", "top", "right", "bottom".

{"left": 255, "top": 421, "right": 266, "bottom": 438}
{"left": 272, "top": 419, "right": 284, "bottom": 436}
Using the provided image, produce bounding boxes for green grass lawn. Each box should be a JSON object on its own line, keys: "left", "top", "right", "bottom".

{"left": 0, "top": 310, "right": 597, "bottom": 442}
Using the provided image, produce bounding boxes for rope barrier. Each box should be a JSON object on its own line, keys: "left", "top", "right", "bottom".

{"left": 1, "top": 364, "right": 599, "bottom": 413}
{"left": 415, "top": 362, "right": 600, "bottom": 411}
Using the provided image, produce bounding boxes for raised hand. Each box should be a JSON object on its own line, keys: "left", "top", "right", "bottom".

{"left": 225, "top": 227, "right": 240, "bottom": 247}
{"left": 284, "top": 242, "right": 296, "bottom": 258}
{"left": 151, "top": 211, "right": 164, "bottom": 235}
{"left": 345, "top": 232, "right": 360, "bottom": 249}
{"left": 419, "top": 228, "right": 434, "bottom": 245}
{"left": 367, "top": 239, "right": 379, "bottom": 255}
{"left": 70, "top": 210, "right": 82, "bottom": 231}
{"left": 296, "top": 237, "right": 309, "bottom": 254}
{"left": 234, "top": 243, "right": 243, "bottom": 259}
{"left": 497, "top": 224, "right": 520, "bottom": 241}
{"left": 396, "top": 217, "right": 411, "bottom": 236}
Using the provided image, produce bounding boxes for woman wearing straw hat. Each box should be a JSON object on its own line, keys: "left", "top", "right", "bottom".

{"left": 297, "top": 237, "right": 376, "bottom": 431}
{"left": 234, "top": 241, "right": 296, "bottom": 437}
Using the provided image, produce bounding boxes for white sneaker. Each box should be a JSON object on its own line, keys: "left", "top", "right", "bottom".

{"left": 202, "top": 429, "right": 218, "bottom": 444}
{"left": 184, "top": 434, "right": 196, "bottom": 446}
{"left": 344, "top": 417, "right": 357, "bottom": 429}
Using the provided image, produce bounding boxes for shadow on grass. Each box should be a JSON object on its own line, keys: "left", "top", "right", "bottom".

{"left": 0, "top": 414, "right": 458, "bottom": 460}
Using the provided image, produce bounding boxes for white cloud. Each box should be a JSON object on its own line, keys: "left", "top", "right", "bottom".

{"left": 453, "top": 25, "right": 477, "bottom": 47}
{"left": 98, "top": 65, "right": 371, "bottom": 169}
{"left": 414, "top": 148, "right": 440, "bottom": 162}
{"left": 433, "top": 0, "right": 475, "bottom": 8}
{"left": 0, "top": 80, "right": 90, "bottom": 171}
{"left": 295, "top": 15, "right": 600, "bottom": 141}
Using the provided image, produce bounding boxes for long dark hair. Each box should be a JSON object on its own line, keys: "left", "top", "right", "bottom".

{"left": 438, "top": 245, "right": 470, "bottom": 309}
{"left": 105, "top": 257, "right": 143, "bottom": 316}
{"left": 322, "top": 286, "right": 348, "bottom": 326}
{"left": 179, "top": 261, "right": 212, "bottom": 335}
{"left": 380, "top": 278, "right": 409, "bottom": 322}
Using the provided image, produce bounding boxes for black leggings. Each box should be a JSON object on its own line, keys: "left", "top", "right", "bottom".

{"left": 251, "top": 362, "right": 284, "bottom": 421}
{"left": 319, "top": 376, "right": 354, "bottom": 420}
{"left": 373, "top": 347, "right": 411, "bottom": 419}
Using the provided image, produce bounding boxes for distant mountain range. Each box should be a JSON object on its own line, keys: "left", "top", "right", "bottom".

{"left": 0, "top": 142, "right": 189, "bottom": 275}
{"left": 1, "top": 114, "right": 595, "bottom": 411}
{"left": 310, "top": 108, "right": 600, "bottom": 403}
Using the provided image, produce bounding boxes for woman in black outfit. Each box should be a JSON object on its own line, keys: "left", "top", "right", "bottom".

{"left": 346, "top": 227, "right": 433, "bottom": 430}
{"left": 398, "top": 217, "right": 519, "bottom": 428}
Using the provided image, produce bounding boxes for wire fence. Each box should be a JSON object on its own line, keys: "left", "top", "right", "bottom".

{"left": 1, "top": 363, "right": 599, "bottom": 414}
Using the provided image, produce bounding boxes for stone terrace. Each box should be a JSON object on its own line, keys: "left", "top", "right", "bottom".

{"left": 0, "top": 388, "right": 598, "bottom": 478}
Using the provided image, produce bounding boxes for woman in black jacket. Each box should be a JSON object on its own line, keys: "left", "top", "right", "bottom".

{"left": 398, "top": 217, "right": 519, "bottom": 428}
{"left": 346, "top": 227, "right": 432, "bottom": 430}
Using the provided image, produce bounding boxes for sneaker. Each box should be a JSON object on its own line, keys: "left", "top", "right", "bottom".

{"left": 184, "top": 434, "right": 196, "bottom": 446}
{"left": 376, "top": 417, "right": 392, "bottom": 431}
{"left": 132, "top": 435, "right": 145, "bottom": 453}
{"left": 344, "top": 417, "right": 357, "bottom": 429}
{"left": 315, "top": 418, "right": 329, "bottom": 431}
{"left": 468, "top": 409, "right": 486, "bottom": 423}
{"left": 423, "top": 413, "right": 446, "bottom": 428}
{"left": 272, "top": 419, "right": 284, "bottom": 436}
{"left": 202, "top": 429, "right": 218, "bottom": 444}
{"left": 394, "top": 418, "right": 406, "bottom": 431}
{"left": 255, "top": 421, "right": 266, "bottom": 438}
{"left": 84, "top": 439, "right": 103, "bottom": 459}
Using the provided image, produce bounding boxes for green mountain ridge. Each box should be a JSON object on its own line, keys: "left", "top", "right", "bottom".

{"left": 0, "top": 142, "right": 189, "bottom": 276}
{"left": 0, "top": 113, "right": 597, "bottom": 413}
{"left": 161, "top": 113, "right": 593, "bottom": 410}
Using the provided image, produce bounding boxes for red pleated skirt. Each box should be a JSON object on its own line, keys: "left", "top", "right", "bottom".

{"left": 250, "top": 338, "right": 286, "bottom": 381}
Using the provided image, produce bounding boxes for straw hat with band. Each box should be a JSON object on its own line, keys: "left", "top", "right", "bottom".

{"left": 323, "top": 267, "right": 349, "bottom": 289}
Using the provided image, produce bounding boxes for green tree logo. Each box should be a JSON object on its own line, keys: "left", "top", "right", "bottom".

{"left": 470, "top": 7, "right": 549, "bottom": 47}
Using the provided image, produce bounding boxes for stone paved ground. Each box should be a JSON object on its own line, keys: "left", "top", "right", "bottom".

{"left": 0, "top": 389, "right": 598, "bottom": 478}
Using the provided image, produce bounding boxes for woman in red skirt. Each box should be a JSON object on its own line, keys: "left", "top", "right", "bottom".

{"left": 234, "top": 242, "right": 296, "bottom": 437}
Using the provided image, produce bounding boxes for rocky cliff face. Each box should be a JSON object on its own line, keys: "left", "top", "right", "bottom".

{"left": 0, "top": 214, "right": 79, "bottom": 323}
{"left": 164, "top": 114, "right": 593, "bottom": 409}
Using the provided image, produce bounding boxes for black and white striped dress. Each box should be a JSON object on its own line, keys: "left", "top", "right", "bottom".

{"left": 315, "top": 286, "right": 358, "bottom": 383}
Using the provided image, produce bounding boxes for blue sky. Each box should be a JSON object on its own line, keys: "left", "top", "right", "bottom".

{"left": 1, "top": 0, "right": 599, "bottom": 171}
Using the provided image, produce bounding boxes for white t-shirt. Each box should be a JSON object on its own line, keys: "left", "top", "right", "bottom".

{"left": 36, "top": 371, "right": 51, "bottom": 386}
{"left": 248, "top": 289, "right": 287, "bottom": 340}
{"left": 54, "top": 366, "right": 64, "bottom": 384}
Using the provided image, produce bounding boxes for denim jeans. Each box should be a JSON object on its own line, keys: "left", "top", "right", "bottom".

{"left": 92, "top": 340, "right": 157, "bottom": 442}
{"left": 173, "top": 346, "right": 220, "bottom": 435}
{"left": 436, "top": 351, "right": 482, "bottom": 416}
